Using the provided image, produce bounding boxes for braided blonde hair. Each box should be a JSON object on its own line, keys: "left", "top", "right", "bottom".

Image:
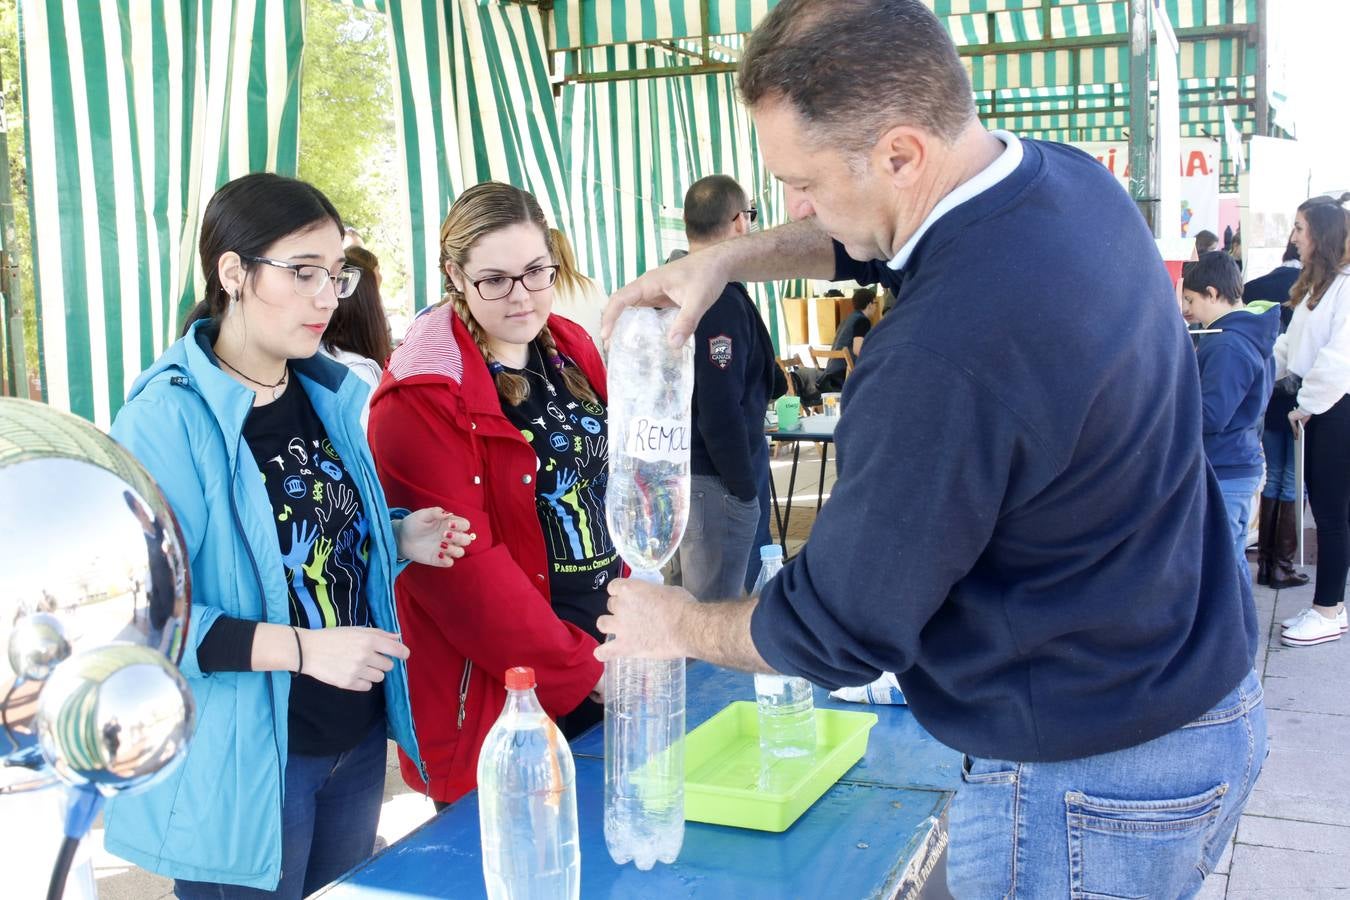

{"left": 439, "top": 182, "right": 598, "bottom": 406}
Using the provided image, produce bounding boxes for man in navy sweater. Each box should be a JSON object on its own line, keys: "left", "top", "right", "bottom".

{"left": 678, "top": 175, "right": 783, "bottom": 601}
{"left": 597, "top": 1, "right": 1264, "bottom": 895}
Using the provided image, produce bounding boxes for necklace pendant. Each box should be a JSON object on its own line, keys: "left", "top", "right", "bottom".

{"left": 273, "top": 384, "right": 285, "bottom": 400}
{"left": 546, "top": 381, "right": 557, "bottom": 397}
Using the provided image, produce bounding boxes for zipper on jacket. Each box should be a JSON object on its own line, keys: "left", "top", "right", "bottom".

{"left": 337, "top": 407, "right": 431, "bottom": 785}
{"left": 175, "top": 377, "right": 288, "bottom": 875}
{"left": 457, "top": 660, "right": 473, "bottom": 729}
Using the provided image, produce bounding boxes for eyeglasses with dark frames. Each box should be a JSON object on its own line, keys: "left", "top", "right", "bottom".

{"left": 731, "top": 202, "right": 759, "bottom": 225}
{"left": 470, "top": 265, "right": 560, "bottom": 301}
{"left": 241, "top": 255, "right": 362, "bottom": 299}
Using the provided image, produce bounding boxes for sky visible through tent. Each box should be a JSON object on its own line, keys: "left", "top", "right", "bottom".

{"left": 1270, "top": 1, "right": 1350, "bottom": 193}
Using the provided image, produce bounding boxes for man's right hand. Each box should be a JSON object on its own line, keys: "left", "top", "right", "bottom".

{"left": 601, "top": 251, "right": 730, "bottom": 347}
{"left": 601, "top": 218, "right": 837, "bottom": 346}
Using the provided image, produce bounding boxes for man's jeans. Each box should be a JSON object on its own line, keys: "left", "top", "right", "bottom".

{"left": 680, "top": 474, "right": 761, "bottom": 601}
{"left": 175, "top": 723, "right": 387, "bottom": 899}
{"left": 947, "top": 670, "right": 1266, "bottom": 899}
{"left": 1219, "top": 474, "right": 1263, "bottom": 572}
{"left": 744, "top": 449, "right": 775, "bottom": 593}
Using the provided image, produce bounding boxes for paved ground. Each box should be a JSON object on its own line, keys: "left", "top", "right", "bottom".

{"left": 89, "top": 445, "right": 1347, "bottom": 896}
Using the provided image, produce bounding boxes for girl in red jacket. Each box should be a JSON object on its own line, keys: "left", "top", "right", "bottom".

{"left": 368, "top": 182, "right": 613, "bottom": 806}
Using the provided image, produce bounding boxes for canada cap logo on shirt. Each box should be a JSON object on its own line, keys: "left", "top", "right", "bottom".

{"left": 709, "top": 334, "right": 733, "bottom": 370}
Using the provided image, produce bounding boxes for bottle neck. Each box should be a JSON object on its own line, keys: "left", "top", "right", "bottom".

{"left": 761, "top": 558, "right": 784, "bottom": 578}
{"left": 504, "top": 687, "right": 545, "bottom": 716}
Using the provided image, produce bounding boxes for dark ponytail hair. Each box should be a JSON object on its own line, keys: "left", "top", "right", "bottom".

{"left": 324, "top": 248, "right": 392, "bottom": 365}
{"left": 180, "top": 173, "right": 344, "bottom": 335}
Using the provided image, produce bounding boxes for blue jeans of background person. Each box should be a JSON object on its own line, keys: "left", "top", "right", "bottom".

{"left": 947, "top": 670, "right": 1265, "bottom": 899}
{"left": 680, "top": 474, "right": 761, "bottom": 601}
{"left": 744, "top": 449, "right": 774, "bottom": 593}
{"left": 1219, "top": 474, "right": 1263, "bottom": 573}
{"left": 175, "top": 723, "right": 386, "bottom": 900}
{"left": 1262, "top": 428, "right": 1297, "bottom": 501}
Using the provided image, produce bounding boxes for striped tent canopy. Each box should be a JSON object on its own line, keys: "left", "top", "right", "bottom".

{"left": 16, "top": 0, "right": 1276, "bottom": 423}
{"left": 548, "top": 0, "right": 1275, "bottom": 191}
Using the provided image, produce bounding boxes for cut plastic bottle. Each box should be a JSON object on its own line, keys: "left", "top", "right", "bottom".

{"left": 603, "top": 308, "right": 693, "bottom": 870}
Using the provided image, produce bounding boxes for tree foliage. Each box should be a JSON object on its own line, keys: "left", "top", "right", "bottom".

{"left": 298, "top": 1, "right": 408, "bottom": 320}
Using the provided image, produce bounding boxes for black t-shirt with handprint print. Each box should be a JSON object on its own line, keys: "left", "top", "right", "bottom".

{"left": 500, "top": 347, "right": 621, "bottom": 641}
{"left": 243, "top": 378, "right": 384, "bottom": 755}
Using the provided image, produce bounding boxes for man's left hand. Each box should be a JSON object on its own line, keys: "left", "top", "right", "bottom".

{"left": 594, "top": 578, "right": 694, "bottom": 661}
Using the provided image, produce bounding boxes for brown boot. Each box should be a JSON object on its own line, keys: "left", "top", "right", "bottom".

{"left": 1270, "top": 499, "right": 1311, "bottom": 589}
{"left": 1255, "top": 495, "right": 1278, "bottom": 586}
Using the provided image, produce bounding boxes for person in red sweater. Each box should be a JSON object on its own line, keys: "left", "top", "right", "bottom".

{"left": 368, "top": 182, "right": 611, "bottom": 806}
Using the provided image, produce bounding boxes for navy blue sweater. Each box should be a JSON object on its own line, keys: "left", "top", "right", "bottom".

{"left": 1196, "top": 303, "right": 1279, "bottom": 479}
{"left": 690, "top": 282, "right": 780, "bottom": 500}
{"left": 750, "top": 138, "right": 1256, "bottom": 763}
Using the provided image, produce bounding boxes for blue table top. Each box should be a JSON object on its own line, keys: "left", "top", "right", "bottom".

{"left": 572, "top": 662, "right": 961, "bottom": 793}
{"left": 317, "top": 662, "right": 960, "bottom": 899}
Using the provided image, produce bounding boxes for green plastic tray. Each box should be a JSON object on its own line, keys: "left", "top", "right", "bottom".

{"left": 683, "top": 701, "right": 878, "bottom": 832}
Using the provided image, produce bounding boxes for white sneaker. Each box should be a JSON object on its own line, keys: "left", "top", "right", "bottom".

{"left": 1281, "top": 607, "right": 1348, "bottom": 633}
{"left": 1281, "top": 608, "right": 1346, "bottom": 646}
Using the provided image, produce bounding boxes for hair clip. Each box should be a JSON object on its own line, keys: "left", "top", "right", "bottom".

{"left": 487, "top": 361, "right": 505, "bottom": 375}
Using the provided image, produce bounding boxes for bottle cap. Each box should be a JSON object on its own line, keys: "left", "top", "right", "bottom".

{"left": 505, "top": 666, "right": 535, "bottom": 690}
{"left": 760, "top": 544, "right": 784, "bottom": 560}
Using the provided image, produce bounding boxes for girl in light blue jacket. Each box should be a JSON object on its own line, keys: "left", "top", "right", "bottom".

{"left": 106, "top": 174, "right": 474, "bottom": 897}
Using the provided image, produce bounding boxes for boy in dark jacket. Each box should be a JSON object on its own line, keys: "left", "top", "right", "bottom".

{"left": 1182, "top": 251, "right": 1282, "bottom": 571}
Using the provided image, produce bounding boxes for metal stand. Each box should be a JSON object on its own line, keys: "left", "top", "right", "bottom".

{"left": 1294, "top": 430, "right": 1305, "bottom": 566}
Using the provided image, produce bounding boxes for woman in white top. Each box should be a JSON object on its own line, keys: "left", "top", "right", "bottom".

{"left": 546, "top": 227, "right": 606, "bottom": 347}
{"left": 320, "top": 246, "right": 391, "bottom": 429}
{"left": 1276, "top": 198, "right": 1350, "bottom": 647}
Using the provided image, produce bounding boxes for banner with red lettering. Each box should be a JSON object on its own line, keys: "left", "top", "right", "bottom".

{"left": 1073, "top": 139, "right": 1221, "bottom": 241}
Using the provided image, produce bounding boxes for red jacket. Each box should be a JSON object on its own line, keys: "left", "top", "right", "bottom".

{"left": 368, "top": 307, "right": 606, "bottom": 803}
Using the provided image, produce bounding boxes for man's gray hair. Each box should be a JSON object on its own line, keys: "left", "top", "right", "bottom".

{"left": 740, "top": 0, "right": 975, "bottom": 151}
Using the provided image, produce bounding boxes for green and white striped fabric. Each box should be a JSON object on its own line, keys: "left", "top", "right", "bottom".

{"left": 17, "top": 0, "right": 1263, "bottom": 422}
{"left": 381, "top": 0, "right": 573, "bottom": 312}
{"left": 559, "top": 43, "right": 790, "bottom": 348}
{"left": 18, "top": 0, "right": 303, "bottom": 427}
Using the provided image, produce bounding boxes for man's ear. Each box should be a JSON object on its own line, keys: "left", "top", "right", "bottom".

{"left": 872, "top": 124, "right": 929, "bottom": 189}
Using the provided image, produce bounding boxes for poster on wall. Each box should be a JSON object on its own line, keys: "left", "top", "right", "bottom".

{"left": 1074, "top": 139, "right": 1221, "bottom": 241}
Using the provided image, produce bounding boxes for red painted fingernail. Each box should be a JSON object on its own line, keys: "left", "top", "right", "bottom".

{"left": 438, "top": 552, "right": 445, "bottom": 559}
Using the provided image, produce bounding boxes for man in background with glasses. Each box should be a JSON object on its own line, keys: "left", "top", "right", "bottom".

{"left": 678, "top": 175, "right": 785, "bottom": 602}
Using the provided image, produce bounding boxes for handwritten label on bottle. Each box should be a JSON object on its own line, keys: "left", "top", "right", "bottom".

{"left": 620, "top": 417, "right": 691, "bottom": 463}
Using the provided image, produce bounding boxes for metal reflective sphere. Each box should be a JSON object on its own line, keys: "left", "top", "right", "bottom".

{"left": 0, "top": 397, "right": 191, "bottom": 783}
{"left": 35, "top": 644, "right": 194, "bottom": 795}
{"left": 7, "top": 613, "right": 70, "bottom": 682}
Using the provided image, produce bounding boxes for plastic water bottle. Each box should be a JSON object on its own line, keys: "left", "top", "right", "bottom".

{"left": 603, "top": 308, "right": 693, "bottom": 870}
{"left": 751, "top": 546, "right": 818, "bottom": 758}
{"left": 477, "top": 667, "right": 580, "bottom": 900}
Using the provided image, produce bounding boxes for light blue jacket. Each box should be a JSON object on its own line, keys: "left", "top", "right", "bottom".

{"left": 104, "top": 320, "right": 425, "bottom": 889}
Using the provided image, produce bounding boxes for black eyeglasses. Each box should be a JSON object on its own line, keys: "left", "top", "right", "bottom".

{"left": 732, "top": 202, "right": 759, "bottom": 225}
{"left": 470, "top": 265, "right": 559, "bottom": 301}
{"left": 242, "top": 256, "right": 362, "bottom": 299}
